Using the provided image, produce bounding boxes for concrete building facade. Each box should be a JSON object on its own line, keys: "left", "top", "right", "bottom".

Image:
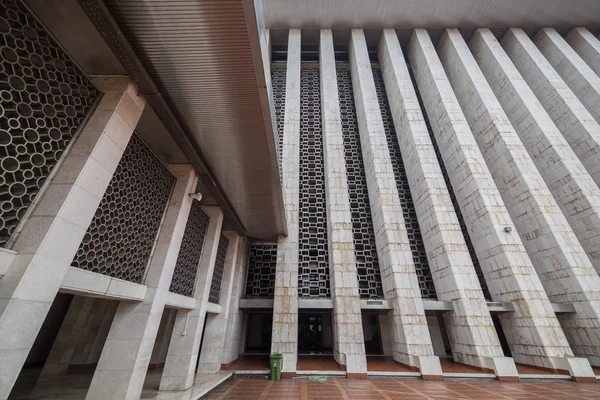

{"left": 1, "top": 0, "right": 600, "bottom": 398}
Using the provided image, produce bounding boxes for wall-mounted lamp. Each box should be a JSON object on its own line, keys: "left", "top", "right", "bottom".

{"left": 504, "top": 226, "right": 512, "bottom": 233}
{"left": 188, "top": 192, "right": 202, "bottom": 201}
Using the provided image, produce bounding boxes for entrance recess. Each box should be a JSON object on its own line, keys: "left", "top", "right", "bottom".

{"left": 298, "top": 311, "right": 333, "bottom": 354}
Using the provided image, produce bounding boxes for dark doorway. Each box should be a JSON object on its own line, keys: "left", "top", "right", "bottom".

{"left": 245, "top": 313, "right": 272, "bottom": 353}
{"left": 298, "top": 312, "right": 332, "bottom": 354}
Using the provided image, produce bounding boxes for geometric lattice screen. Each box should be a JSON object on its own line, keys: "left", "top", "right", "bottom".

{"left": 405, "top": 62, "right": 492, "bottom": 300}
{"left": 272, "top": 64, "right": 286, "bottom": 177}
{"left": 372, "top": 67, "right": 437, "bottom": 299}
{"left": 208, "top": 234, "right": 229, "bottom": 304}
{"left": 298, "top": 64, "right": 330, "bottom": 298}
{"left": 169, "top": 201, "right": 210, "bottom": 297}
{"left": 71, "top": 133, "right": 174, "bottom": 283}
{"left": 0, "top": 0, "right": 99, "bottom": 247}
{"left": 336, "top": 64, "right": 384, "bottom": 299}
{"left": 245, "top": 244, "right": 277, "bottom": 298}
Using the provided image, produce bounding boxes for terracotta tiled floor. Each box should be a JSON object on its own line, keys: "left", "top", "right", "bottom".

{"left": 297, "top": 355, "right": 344, "bottom": 371}
{"left": 441, "top": 359, "right": 491, "bottom": 373}
{"left": 366, "top": 356, "right": 413, "bottom": 372}
{"left": 202, "top": 376, "right": 600, "bottom": 400}
{"left": 593, "top": 366, "right": 600, "bottom": 375}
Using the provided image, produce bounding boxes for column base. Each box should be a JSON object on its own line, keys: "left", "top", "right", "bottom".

{"left": 553, "top": 357, "right": 597, "bottom": 383}
{"left": 482, "top": 356, "right": 520, "bottom": 382}
{"left": 416, "top": 355, "right": 443, "bottom": 380}
{"left": 347, "top": 373, "right": 367, "bottom": 379}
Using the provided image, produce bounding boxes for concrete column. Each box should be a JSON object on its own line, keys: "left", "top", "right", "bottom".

{"left": 271, "top": 29, "right": 301, "bottom": 376}
{"left": 501, "top": 29, "right": 600, "bottom": 186}
{"left": 408, "top": 29, "right": 578, "bottom": 373}
{"left": 80, "top": 300, "right": 118, "bottom": 366}
{"left": 222, "top": 239, "right": 250, "bottom": 366}
{"left": 378, "top": 313, "right": 392, "bottom": 356}
{"left": 377, "top": 29, "right": 515, "bottom": 378}
{"left": 471, "top": 28, "right": 600, "bottom": 275}
{"left": 319, "top": 29, "right": 368, "bottom": 378}
{"left": 159, "top": 206, "right": 224, "bottom": 390}
{"left": 150, "top": 308, "right": 177, "bottom": 367}
{"left": 85, "top": 165, "right": 197, "bottom": 399}
{"left": 0, "top": 77, "right": 144, "bottom": 399}
{"left": 197, "top": 232, "right": 241, "bottom": 373}
{"left": 40, "top": 297, "right": 95, "bottom": 376}
{"left": 345, "top": 30, "right": 440, "bottom": 379}
{"left": 566, "top": 28, "right": 600, "bottom": 78}
{"left": 535, "top": 28, "right": 600, "bottom": 126}
{"left": 445, "top": 29, "right": 600, "bottom": 373}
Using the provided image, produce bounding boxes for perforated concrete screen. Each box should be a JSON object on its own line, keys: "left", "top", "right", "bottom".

{"left": 298, "top": 64, "right": 330, "bottom": 298}
{"left": 245, "top": 244, "right": 277, "bottom": 298}
{"left": 71, "top": 133, "right": 174, "bottom": 283}
{"left": 336, "top": 64, "right": 384, "bottom": 299}
{"left": 272, "top": 64, "right": 286, "bottom": 176}
{"left": 406, "top": 62, "right": 491, "bottom": 300}
{"left": 169, "top": 201, "right": 210, "bottom": 297}
{"left": 0, "top": 0, "right": 98, "bottom": 248}
{"left": 372, "top": 67, "right": 437, "bottom": 299}
{"left": 209, "top": 234, "right": 229, "bottom": 304}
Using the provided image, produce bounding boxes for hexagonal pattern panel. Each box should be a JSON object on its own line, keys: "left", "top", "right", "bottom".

{"left": 245, "top": 244, "right": 277, "bottom": 298}
{"left": 209, "top": 234, "right": 229, "bottom": 304}
{"left": 298, "top": 64, "right": 330, "bottom": 299}
{"left": 336, "top": 64, "right": 384, "bottom": 299}
{"left": 169, "top": 200, "right": 210, "bottom": 297}
{"left": 71, "top": 133, "right": 175, "bottom": 283}
{"left": 0, "top": 0, "right": 98, "bottom": 247}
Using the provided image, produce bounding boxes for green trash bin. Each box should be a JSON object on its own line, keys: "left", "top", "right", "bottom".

{"left": 270, "top": 353, "right": 283, "bottom": 381}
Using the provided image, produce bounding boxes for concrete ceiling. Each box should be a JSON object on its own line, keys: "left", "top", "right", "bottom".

{"left": 263, "top": 0, "right": 600, "bottom": 31}
{"left": 27, "top": 0, "right": 286, "bottom": 240}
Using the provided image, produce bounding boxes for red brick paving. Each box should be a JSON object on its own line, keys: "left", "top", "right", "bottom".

{"left": 515, "top": 363, "right": 569, "bottom": 375}
{"left": 202, "top": 376, "right": 600, "bottom": 400}
{"left": 297, "top": 355, "right": 344, "bottom": 371}
{"left": 366, "top": 356, "right": 414, "bottom": 372}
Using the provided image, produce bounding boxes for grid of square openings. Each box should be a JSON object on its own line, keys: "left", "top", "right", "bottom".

{"left": 298, "top": 63, "right": 330, "bottom": 298}
{"left": 336, "top": 64, "right": 384, "bottom": 299}
{"left": 405, "top": 62, "right": 492, "bottom": 300}
{"left": 372, "top": 67, "right": 437, "bottom": 299}
{"left": 169, "top": 201, "right": 209, "bottom": 297}
{"left": 245, "top": 244, "right": 277, "bottom": 298}
{"left": 209, "top": 234, "right": 229, "bottom": 304}
{"left": 272, "top": 64, "right": 286, "bottom": 176}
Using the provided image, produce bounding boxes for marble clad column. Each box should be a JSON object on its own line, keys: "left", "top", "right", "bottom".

{"left": 408, "top": 29, "right": 579, "bottom": 373}
{"left": 441, "top": 29, "right": 598, "bottom": 375}
{"left": 86, "top": 165, "right": 197, "bottom": 400}
{"left": 535, "top": 28, "right": 600, "bottom": 125}
{"left": 566, "top": 28, "right": 600, "bottom": 78}
{"left": 222, "top": 239, "right": 250, "bottom": 367}
{"left": 40, "top": 297, "right": 95, "bottom": 376}
{"left": 377, "top": 29, "right": 515, "bottom": 379}
{"left": 159, "top": 206, "right": 224, "bottom": 390}
{"left": 197, "top": 232, "right": 241, "bottom": 373}
{"left": 472, "top": 28, "right": 600, "bottom": 279}
{"left": 0, "top": 77, "right": 145, "bottom": 399}
{"left": 501, "top": 28, "right": 600, "bottom": 186}
{"left": 270, "top": 29, "right": 301, "bottom": 377}
{"left": 343, "top": 29, "right": 441, "bottom": 379}
{"left": 319, "top": 29, "right": 368, "bottom": 377}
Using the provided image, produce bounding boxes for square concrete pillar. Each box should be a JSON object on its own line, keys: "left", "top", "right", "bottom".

{"left": 377, "top": 29, "right": 513, "bottom": 378}
{"left": 271, "top": 29, "right": 301, "bottom": 377}
{"left": 0, "top": 77, "right": 144, "bottom": 399}
{"left": 85, "top": 165, "right": 197, "bottom": 400}
{"left": 440, "top": 29, "right": 600, "bottom": 373}
{"left": 471, "top": 28, "right": 600, "bottom": 277}
{"left": 566, "top": 28, "right": 600, "bottom": 78}
{"left": 501, "top": 28, "right": 600, "bottom": 186}
{"left": 346, "top": 29, "right": 440, "bottom": 379}
{"left": 408, "top": 29, "right": 576, "bottom": 372}
{"left": 320, "top": 29, "right": 368, "bottom": 378}
{"left": 197, "top": 232, "right": 241, "bottom": 373}
{"left": 222, "top": 239, "right": 250, "bottom": 367}
{"left": 535, "top": 28, "right": 600, "bottom": 126}
{"left": 159, "top": 206, "right": 224, "bottom": 390}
